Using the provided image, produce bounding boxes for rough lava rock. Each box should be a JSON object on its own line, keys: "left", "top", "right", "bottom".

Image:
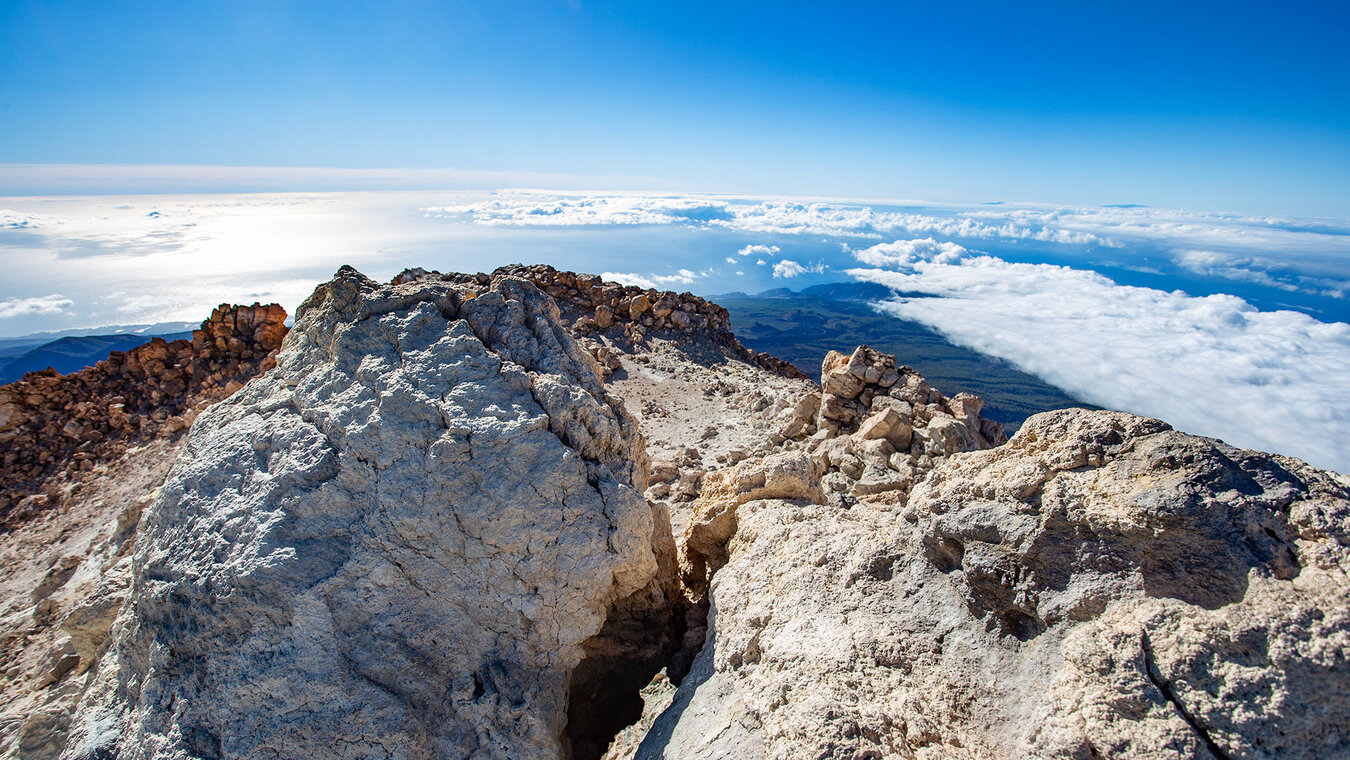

{"left": 638, "top": 409, "right": 1350, "bottom": 759}
{"left": 62, "top": 267, "right": 664, "bottom": 760}
{"left": 0, "top": 303, "right": 288, "bottom": 524}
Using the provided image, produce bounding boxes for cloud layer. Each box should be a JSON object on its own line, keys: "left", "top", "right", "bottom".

{"left": 847, "top": 239, "right": 1350, "bottom": 473}
{"left": 436, "top": 192, "right": 1350, "bottom": 301}
{"left": 4, "top": 190, "right": 1347, "bottom": 476}
{"left": 0, "top": 294, "right": 73, "bottom": 319}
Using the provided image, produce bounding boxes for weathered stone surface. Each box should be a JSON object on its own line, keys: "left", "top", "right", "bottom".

{"left": 820, "top": 348, "right": 867, "bottom": 398}
{"left": 855, "top": 407, "right": 912, "bottom": 450}
{"left": 63, "top": 267, "right": 662, "bottom": 760}
{"left": 639, "top": 409, "right": 1350, "bottom": 759}
{"left": 682, "top": 452, "right": 825, "bottom": 593}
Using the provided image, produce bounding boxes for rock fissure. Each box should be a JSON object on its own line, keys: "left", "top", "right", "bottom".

{"left": 1139, "top": 631, "right": 1231, "bottom": 760}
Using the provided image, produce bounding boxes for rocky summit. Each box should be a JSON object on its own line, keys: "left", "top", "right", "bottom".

{"left": 0, "top": 265, "right": 1346, "bottom": 760}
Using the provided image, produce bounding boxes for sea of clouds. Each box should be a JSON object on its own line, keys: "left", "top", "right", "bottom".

{"left": 2, "top": 189, "right": 1348, "bottom": 471}
{"left": 847, "top": 238, "right": 1350, "bottom": 472}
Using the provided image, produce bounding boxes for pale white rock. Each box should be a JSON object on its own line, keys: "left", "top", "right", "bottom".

{"left": 915, "top": 414, "right": 985, "bottom": 457}
{"left": 681, "top": 452, "right": 825, "bottom": 593}
{"left": 820, "top": 349, "right": 867, "bottom": 399}
{"left": 855, "top": 407, "right": 912, "bottom": 451}
{"left": 639, "top": 409, "right": 1350, "bottom": 759}
{"left": 63, "top": 267, "right": 660, "bottom": 760}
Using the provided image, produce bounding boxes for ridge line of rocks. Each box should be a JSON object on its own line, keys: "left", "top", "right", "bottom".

{"left": 393, "top": 264, "right": 808, "bottom": 382}
{"left": 0, "top": 304, "right": 288, "bottom": 525}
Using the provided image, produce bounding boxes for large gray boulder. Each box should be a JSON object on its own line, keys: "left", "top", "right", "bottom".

{"left": 639, "top": 409, "right": 1350, "bottom": 759}
{"left": 63, "top": 267, "right": 664, "bottom": 760}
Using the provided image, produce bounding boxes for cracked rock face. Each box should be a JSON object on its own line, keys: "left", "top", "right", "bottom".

{"left": 63, "top": 267, "right": 660, "bottom": 760}
{"left": 639, "top": 409, "right": 1350, "bottom": 759}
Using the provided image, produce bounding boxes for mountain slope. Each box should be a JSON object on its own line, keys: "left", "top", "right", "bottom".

{"left": 0, "top": 266, "right": 1345, "bottom": 760}
{"left": 0, "top": 333, "right": 194, "bottom": 384}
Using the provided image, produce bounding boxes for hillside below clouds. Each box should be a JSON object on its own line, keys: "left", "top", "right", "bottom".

{"left": 715, "top": 282, "right": 1088, "bottom": 429}
{"left": 0, "top": 265, "right": 1346, "bottom": 760}
{"left": 0, "top": 332, "right": 196, "bottom": 385}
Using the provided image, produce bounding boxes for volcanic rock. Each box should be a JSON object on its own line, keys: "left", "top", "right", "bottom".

{"left": 62, "top": 267, "right": 669, "bottom": 760}
{"left": 0, "top": 304, "right": 287, "bottom": 524}
{"left": 636, "top": 409, "right": 1350, "bottom": 759}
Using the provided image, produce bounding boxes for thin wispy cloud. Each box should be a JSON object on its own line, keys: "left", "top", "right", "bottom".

{"left": 0, "top": 164, "right": 656, "bottom": 196}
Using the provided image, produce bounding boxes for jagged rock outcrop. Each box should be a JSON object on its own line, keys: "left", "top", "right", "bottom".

{"left": 396, "top": 264, "right": 806, "bottom": 381}
{"left": 776, "top": 346, "right": 1006, "bottom": 502}
{"left": 61, "top": 267, "right": 672, "bottom": 760}
{"left": 636, "top": 409, "right": 1350, "bottom": 759}
{"left": 681, "top": 452, "right": 825, "bottom": 594}
{"left": 0, "top": 304, "right": 287, "bottom": 525}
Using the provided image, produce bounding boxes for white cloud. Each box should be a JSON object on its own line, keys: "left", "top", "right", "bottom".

{"left": 848, "top": 240, "right": 1350, "bottom": 473}
{"left": 1, "top": 210, "right": 44, "bottom": 229}
{"left": 0, "top": 294, "right": 74, "bottom": 319}
{"left": 428, "top": 194, "right": 732, "bottom": 227}
{"left": 725, "top": 256, "right": 738, "bottom": 263}
{"left": 1174, "top": 249, "right": 1347, "bottom": 299}
{"left": 962, "top": 205, "right": 1350, "bottom": 298}
{"left": 851, "top": 238, "right": 968, "bottom": 267}
{"left": 600, "top": 269, "right": 700, "bottom": 290}
{"left": 724, "top": 203, "right": 1116, "bottom": 246}
{"left": 737, "top": 243, "right": 781, "bottom": 257}
{"left": 438, "top": 194, "right": 1350, "bottom": 301}
{"left": 772, "top": 259, "right": 826, "bottom": 279}
{"left": 440, "top": 193, "right": 1120, "bottom": 247}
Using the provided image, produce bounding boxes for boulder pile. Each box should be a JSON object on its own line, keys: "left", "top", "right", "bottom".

{"left": 779, "top": 345, "right": 1007, "bottom": 501}
{"left": 0, "top": 304, "right": 287, "bottom": 524}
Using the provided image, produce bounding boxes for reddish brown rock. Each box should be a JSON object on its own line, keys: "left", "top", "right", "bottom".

{"left": 0, "top": 303, "right": 288, "bottom": 525}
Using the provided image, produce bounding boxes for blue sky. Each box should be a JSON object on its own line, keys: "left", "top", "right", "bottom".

{"left": 3, "top": 3, "right": 1350, "bottom": 470}
{"left": 2, "top": 1, "right": 1349, "bottom": 216}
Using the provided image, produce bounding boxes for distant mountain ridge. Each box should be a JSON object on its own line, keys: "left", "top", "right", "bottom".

{"left": 0, "top": 330, "right": 195, "bottom": 384}
{"left": 0, "top": 320, "right": 198, "bottom": 350}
